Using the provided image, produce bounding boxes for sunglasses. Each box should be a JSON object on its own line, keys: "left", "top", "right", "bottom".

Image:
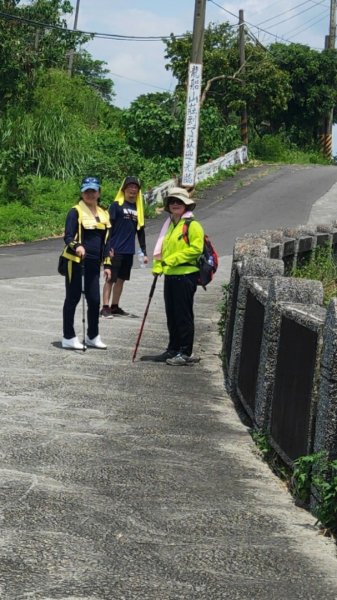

{"left": 168, "top": 198, "right": 185, "bottom": 205}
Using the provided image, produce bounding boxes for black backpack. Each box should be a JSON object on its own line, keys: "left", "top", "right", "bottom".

{"left": 181, "top": 218, "right": 218, "bottom": 290}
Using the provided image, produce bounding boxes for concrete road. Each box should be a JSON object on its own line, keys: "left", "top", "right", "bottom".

{"left": 1, "top": 164, "right": 337, "bottom": 599}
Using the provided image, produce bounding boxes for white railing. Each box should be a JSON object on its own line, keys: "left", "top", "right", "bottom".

{"left": 144, "top": 146, "right": 248, "bottom": 205}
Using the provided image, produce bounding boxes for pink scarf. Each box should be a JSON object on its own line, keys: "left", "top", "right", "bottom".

{"left": 153, "top": 211, "right": 194, "bottom": 259}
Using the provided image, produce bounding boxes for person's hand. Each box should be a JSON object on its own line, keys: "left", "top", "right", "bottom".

{"left": 109, "top": 248, "right": 115, "bottom": 258}
{"left": 104, "top": 268, "right": 111, "bottom": 282}
{"left": 144, "top": 255, "right": 149, "bottom": 265}
{"left": 76, "top": 245, "right": 85, "bottom": 258}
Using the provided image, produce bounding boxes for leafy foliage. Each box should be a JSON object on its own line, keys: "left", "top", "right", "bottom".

{"left": 0, "top": 0, "right": 90, "bottom": 112}
{"left": 164, "top": 23, "right": 291, "bottom": 133}
{"left": 269, "top": 43, "right": 337, "bottom": 146}
{"left": 123, "top": 90, "right": 241, "bottom": 162}
{"left": 250, "top": 133, "right": 329, "bottom": 164}
{"left": 165, "top": 22, "right": 237, "bottom": 88}
{"left": 291, "top": 452, "right": 337, "bottom": 534}
{"left": 73, "top": 50, "right": 115, "bottom": 103}
{"left": 0, "top": 70, "right": 115, "bottom": 194}
{"left": 123, "top": 92, "right": 184, "bottom": 159}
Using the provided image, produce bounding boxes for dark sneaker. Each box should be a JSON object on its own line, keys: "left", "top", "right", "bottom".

{"left": 166, "top": 353, "right": 200, "bottom": 366}
{"left": 100, "top": 306, "right": 113, "bottom": 319}
{"left": 140, "top": 350, "right": 176, "bottom": 363}
{"left": 110, "top": 306, "right": 129, "bottom": 316}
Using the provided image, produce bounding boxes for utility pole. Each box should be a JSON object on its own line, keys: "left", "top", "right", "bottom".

{"left": 181, "top": 0, "right": 206, "bottom": 187}
{"left": 239, "top": 10, "right": 248, "bottom": 146}
{"left": 321, "top": 0, "right": 336, "bottom": 158}
{"left": 329, "top": 0, "right": 337, "bottom": 49}
{"left": 191, "top": 0, "right": 206, "bottom": 64}
{"left": 67, "top": 0, "right": 81, "bottom": 76}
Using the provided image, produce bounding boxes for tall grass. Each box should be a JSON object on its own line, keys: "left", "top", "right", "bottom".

{"left": 292, "top": 245, "right": 337, "bottom": 305}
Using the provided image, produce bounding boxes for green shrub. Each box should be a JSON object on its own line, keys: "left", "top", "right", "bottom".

{"left": 250, "top": 133, "right": 329, "bottom": 165}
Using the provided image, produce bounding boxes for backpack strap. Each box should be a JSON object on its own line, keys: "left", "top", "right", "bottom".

{"left": 180, "top": 217, "right": 194, "bottom": 245}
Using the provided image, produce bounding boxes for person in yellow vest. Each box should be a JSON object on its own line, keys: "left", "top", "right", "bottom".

{"left": 61, "top": 176, "right": 111, "bottom": 350}
{"left": 141, "top": 187, "right": 204, "bottom": 365}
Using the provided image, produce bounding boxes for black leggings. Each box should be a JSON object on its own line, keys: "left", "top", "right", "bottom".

{"left": 164, "top": 272, "right": 198, "bottom": 356}
{"left": 63, "top": 259, "right": 101, "bottom": 340}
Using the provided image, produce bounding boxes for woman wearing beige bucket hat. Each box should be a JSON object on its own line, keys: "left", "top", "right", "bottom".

{"left": 141, "top": 187, "right": 204, "bottom": 366}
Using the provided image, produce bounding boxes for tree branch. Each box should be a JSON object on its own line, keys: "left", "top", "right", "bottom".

{"left": 200, "top": 61, "right": 247, "bottom": 105}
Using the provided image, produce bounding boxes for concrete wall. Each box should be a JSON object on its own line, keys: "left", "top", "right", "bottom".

{"left": 143, "top": 146, "right": 248, "bottom": 205}
{"left": 224, "top": 223, "right": 337, "bottom": 465}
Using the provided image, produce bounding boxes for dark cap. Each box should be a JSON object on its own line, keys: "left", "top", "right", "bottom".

{"left": 81, "top": 176, "right": 100, "bottom": 192}
{"left": 122, "top": 176, "right": 141, "bottom": 190}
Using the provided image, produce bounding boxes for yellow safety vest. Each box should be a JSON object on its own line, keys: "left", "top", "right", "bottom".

{"left": 62, "top": 201, "right": 111, "bottom": 263}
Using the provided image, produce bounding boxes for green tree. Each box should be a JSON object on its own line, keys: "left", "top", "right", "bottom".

{"left": 73, "top": 50, "right": 115, "bottom": 103}
{"left": 269, "top": 43, "right": 337, "bottom": 147}
{"left": 122, "top": 92, "right": 185, "bottom": 158}
{"left": 0, "top": 0, "right": 89, "bottom": 112}
{"left": 122, "top": 89, "right": 241, "bottom": 162}
{"left": 165, "top": 22, "right": 236, "bottom": 89}
{"left": 164, "top": 23, "right": 291, "bottom": 135}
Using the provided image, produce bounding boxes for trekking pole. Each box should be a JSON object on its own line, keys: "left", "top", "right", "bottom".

{"left": 81, "top": 260, "right": 87, "bottom": 352}
{"left": 132, "top": 275, "right": 158, "bottom": 362}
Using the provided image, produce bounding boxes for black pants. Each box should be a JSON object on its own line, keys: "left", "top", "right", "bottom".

{"left": 63, "top": 259, "right": 100, "bottom": 340}
{"left": 164, "top": 272, "right": 198, "bottom": 357}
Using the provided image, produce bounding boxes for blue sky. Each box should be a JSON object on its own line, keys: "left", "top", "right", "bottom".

{"left": 68, "top": 0, "right": 331, "bottom": 108}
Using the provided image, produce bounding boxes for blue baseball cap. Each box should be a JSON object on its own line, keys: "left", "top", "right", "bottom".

{"left": 80, "top": 176, "right": 100, "bottom": 192}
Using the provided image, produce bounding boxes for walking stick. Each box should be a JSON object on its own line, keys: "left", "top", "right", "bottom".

{"left": 81, "top": 260, "right": 87, "bottom": 352}
{"left": 132, "top": 275, "right": 158, "bottom": 362}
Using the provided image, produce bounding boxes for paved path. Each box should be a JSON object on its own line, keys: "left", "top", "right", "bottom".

{"left": 1, "top": 165, "right": 337, "bottom": 599}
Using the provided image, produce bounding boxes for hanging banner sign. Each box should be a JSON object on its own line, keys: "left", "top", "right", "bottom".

{"left": 182, "top": 62, "right": 202, "bottom": 187}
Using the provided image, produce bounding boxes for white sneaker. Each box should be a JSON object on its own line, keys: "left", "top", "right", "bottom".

{"left": 85, "top": 334, "right": 107, "bottom": 349}
{"left": 62, "top": 336, "right": 84, "bottom": 350}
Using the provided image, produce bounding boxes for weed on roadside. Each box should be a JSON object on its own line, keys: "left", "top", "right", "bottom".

{"left": 292, "top": 244, "right": 337, "bottom": 305}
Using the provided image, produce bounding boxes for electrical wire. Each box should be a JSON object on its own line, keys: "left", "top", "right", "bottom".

{"left": 285, "top": 8, "right": 329, "bottom": 37}
{"left": 257, "top": 0, "right": 328, "bottom": 28}
{"left": 258, "top": 0, "right": 328, "bottom": 30}
{"left": 109, "top": 71, "right": 170, "bottom": 91}
{"left": 287, "top": 12, "right": 329, "bottom": 39}
{"left": 208, "top": 0, "right": 324, "bottom": 48}
{"left": 0, "top": 10, "right": 187, "bottom": 41}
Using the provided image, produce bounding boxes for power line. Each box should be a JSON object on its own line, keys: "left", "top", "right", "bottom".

{"left": 286, "top": 10, "right": 329, "bottom": 38}
{"left": 109, "top": 71, "right": 170, "bottom": 91}
{"left": 257, "top": 0, "right": 328, "bottom": 28}
{"left": 258, "top": 0, "right": 328, "bottom": 30}
{"left": 288, "top": 13, "right": 328, "bottom": 39}
{"left": 0, "top": 10, "right": 187, "bottom": 41}
{"left": 208, "top": 0, "right": 324, "bottom": 47}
